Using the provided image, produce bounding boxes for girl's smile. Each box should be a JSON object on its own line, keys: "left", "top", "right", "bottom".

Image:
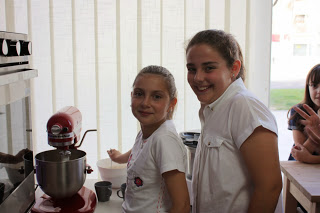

{"left": 138, "top": 110, "right": 153, "bottom": 116}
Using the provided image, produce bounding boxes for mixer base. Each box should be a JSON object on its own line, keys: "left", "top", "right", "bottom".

{"left": 31, "top": 186, "right": 97, "bottom": 213}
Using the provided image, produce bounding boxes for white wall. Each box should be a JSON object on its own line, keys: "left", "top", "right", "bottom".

{"left": 1, "top": 0, "right": 272, "bottom": 178}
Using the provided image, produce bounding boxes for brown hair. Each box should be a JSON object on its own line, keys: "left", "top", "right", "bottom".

{"left": 186, "top": 29, "right": 245, "bottom": 81}
{"left": 132, "top": 65, "right": 177, "bottom": 119}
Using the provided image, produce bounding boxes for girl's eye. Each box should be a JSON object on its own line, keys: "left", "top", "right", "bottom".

{"left": 205, "top": 66, "right": 215, "bottom": 72}
{"left": 153, "top": 95, "right": 162, "bottom": 100}
{"left": 133, "top": 91, "right": 143, "bottom": 97}
{"left": 187, "top": 67, "right": 196, "bottom": 73}
{"left": 309, "top": 83, "right": 319, "bottom": 88}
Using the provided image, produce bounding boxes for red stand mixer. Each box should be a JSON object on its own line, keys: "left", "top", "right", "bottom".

{"left": 31, "top": 106, "right": 97, "bottom": 213}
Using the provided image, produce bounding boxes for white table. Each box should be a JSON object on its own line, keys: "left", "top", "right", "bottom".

{"left": 85, "top": 179, "right": 123, "bottom": 213}
{"left": 32, "top": 179, "right": 123, "bottom": 213}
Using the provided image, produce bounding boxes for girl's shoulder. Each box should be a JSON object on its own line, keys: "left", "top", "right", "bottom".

{"left": 231, "top": 91, "right": 270, "bottom": 113}
{"left": 152, "top": 127, "right": 181, "bottom": 144}
{"left": 288, "top": 103, "right": 304, "bottom": 116}
{"left": 153, "top": 120, "right": 179, "bottom": 137}
{"left": 151, "top": 121, "right": 183, "bottom": 145}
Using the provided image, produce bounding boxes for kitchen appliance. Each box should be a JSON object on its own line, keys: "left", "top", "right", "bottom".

{"left": 180, "top": 131, "right": 200, "bottom": 181}
{"left": 180, "top": 130, "right": 200, "bottom": 205}
{"left": 31, "top": 106, "right": 97, "bottom": 213}
{"left": 0, "top": 31, "right": 37, "bottom": 213}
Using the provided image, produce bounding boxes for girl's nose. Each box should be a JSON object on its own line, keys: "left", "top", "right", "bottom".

{"left": 194, "top": 70, "right": 204, "bottom": 82}
{"left": 141, "top": 96, "right": 151, "bottom": 106}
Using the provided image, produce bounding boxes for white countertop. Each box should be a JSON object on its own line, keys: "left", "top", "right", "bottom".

{"left": 33, "top": 178, "right": 123, "bottom": 213}
{"left": 32, "top": 178, "right": 193, "bottom": 213}
{"left": 85, "top": 179, "right": 123, "bottom": 213}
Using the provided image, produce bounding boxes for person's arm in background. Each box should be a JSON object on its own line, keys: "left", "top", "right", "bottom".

{"left": 240, "top": 126, "right": 282, "bottom": 213}
{"left": 291, "top": 143, "right": 320, "bottom": 163}
{"left": 107, "top": 149, "right": 131, "bottom": 164}
{"left": 305, "top": 124, "right": 320, "bottom": 145}
{"left": 292, "top": 129, "right": 308, "bottom": 147}
{"left": 289, "top": 104, "right": 320, "bottom": 163}
{"left": 289, "top": 106, "right": 310, "bottom": 151}
{"left": 162, "top": 170, "right": 190, "bottom": 213}
{"left": 0, "top": 148, "right": 31, "bottom": 164}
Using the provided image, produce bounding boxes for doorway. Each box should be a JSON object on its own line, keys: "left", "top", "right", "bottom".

{"left": 270, "top": 0, "right": 320, "bottom": 160}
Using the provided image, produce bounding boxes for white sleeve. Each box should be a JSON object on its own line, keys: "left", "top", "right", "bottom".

{"left": 152, "top": 134, "right": 186, "bottom": 175}
{"left": 230, "top": 94, "right": 278, "bottom": 148}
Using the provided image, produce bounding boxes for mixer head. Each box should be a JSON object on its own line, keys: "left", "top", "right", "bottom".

{"left": 46, "top": 106, "right": 82, "bottom": 149}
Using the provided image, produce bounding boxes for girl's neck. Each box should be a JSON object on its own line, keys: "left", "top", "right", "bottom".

{"left": 141, "top": 120, "right": 167, "bottom": 139}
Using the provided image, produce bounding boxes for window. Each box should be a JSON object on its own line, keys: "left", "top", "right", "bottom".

{"left": 293, "top": 44, "right": 307, "bottom": 56}
{"left": 309, "top": 44, "right": 320, "bottom": 56}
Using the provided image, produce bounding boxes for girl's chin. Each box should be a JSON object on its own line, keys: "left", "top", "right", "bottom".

{"left": 197, "top": 96, "right": 216, "bottom": 105}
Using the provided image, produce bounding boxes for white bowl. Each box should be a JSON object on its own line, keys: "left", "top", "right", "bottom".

{"left": 97, "top": 158, "right": 126, "bottom": 188}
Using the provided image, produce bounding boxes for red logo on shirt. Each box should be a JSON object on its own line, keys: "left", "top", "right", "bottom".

{"left": 127, "top": 154, "right": 132, "bottom": 167}
{"left": 134, "top": 177, "right": 143, "bottom": 187}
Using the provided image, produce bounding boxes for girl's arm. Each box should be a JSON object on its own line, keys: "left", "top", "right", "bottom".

{"left": 240, "top": 126, "right": 282, "bottom": 213}
{"left": 291, "top": 143, "right": 320, "bottom": 163}
{"left": 162, "top": 170, "right": 190, "bottom": 213}
{"left": 305, "top": 126, "right": 320, "bottom": 153}
{"left": 291, "top": 129, "right": 318, "bottom": 153}
{"left": 291, "top": 129, "right": 318, "bottom": 162}
{"left": 292, "top": 129, "right": 307, "bottom": 146}
{"left": 107, "top": 149, "right": 131, "bottom": 164}
{"left": 294, "top": 105, "right": 320, "bottom": 153}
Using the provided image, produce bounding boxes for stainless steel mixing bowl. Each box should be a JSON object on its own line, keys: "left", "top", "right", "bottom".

{"left": 35, "top": 149, "right": 87, "bottom": 199}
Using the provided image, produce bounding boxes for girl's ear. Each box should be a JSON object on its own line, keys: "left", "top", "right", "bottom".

{"left": 231, "top": 60, "right": 241, "bottom": 78}
{"left": 168, "top": 97, "right": 177, "bottom": 112}
{"left": 171, "top": 97, "right": 177, "bottom": 108}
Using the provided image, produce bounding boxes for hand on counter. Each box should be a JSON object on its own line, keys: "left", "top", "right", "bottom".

{"left": 291, "top": 144, "right": 320, "bottom": 164}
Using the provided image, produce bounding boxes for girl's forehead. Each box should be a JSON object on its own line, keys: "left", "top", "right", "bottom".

{"left": 135, "top": 73, "right": 163, "bottom": 83}
{"left": 310, "top": 74, "right": 320, "bottom": 82}
{"left": 134, "top": 74, "right": 168, "bottom": 91}
{"left": 186, "top": 44, "right": 223, "bottom": 62}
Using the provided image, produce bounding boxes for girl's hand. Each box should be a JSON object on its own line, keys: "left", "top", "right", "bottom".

{"left": 291, "top": 144, "right": 313, "bottom": 163}
{"left": 305, "top": 126, "right": 320, "bottom": 146}
{"left": 294, "top": 104, "right": 320, "bottom": 145}
{"left": 294, "top": 104, "right": 320, "bottom": 127}
{"left": 107, "top": 149, "right": 132, "bottom": 164}
{"left": 107, "top": 149, "right": 122, "bottom": 162}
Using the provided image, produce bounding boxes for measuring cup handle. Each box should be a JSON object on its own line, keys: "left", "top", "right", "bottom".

{"left": 117, "top": 189, "right": 124, "bottom": 198}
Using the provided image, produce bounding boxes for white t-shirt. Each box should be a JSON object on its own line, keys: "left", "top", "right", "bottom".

{"left": 192, "top": 78, "right": 278, "bottom": 213}
{"left": 122, "top": 120, "right": 187, "bottom": 213}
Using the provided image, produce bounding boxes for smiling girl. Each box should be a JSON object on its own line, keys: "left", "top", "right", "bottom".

{"left": 186, "top": 30, "right": 282, "bottom": 213}
{"left": 107, "top": 65, "right": 190, "bottom": 213}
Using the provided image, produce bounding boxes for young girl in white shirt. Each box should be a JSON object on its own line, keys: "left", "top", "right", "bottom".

{"left": 185, "top": 29, "right": 282, "bottom": 213}
{"left": 107, "top": 65, "right": 190, "bottom": 213}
